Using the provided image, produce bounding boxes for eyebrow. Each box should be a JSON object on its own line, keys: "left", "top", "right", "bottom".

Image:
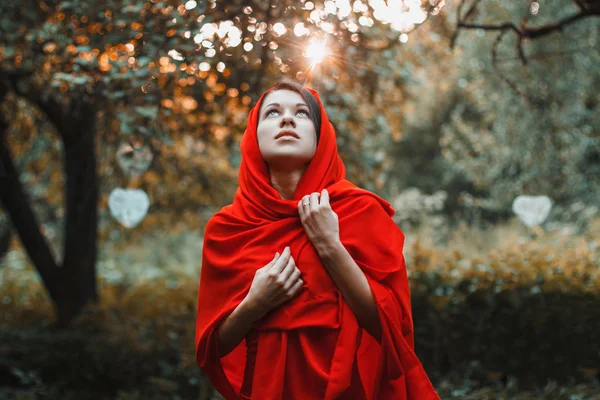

{"left": 264, "top": 102, "right": 308, "bottom": 108}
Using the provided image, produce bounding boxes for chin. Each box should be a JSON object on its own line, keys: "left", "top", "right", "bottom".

{"left": 263, "top": 151, "right": 314, "bottom": 170}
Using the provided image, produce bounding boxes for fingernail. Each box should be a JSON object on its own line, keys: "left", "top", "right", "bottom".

{"left": 275, "top": 252, "right": 280, "bottom": 257}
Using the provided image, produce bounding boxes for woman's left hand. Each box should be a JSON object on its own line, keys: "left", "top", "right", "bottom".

{"left": 298, "top": 189, "right": 341, "bottom": 255}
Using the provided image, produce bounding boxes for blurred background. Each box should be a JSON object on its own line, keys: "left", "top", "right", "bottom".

{"left": 0, "top": 0, "right": 599, "bottom": 399}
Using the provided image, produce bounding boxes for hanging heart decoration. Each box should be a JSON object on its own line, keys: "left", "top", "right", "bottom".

{"left": 512, "top": 195, "right": 552, "bottom": 228}
{"left": 116, "top": 142, "right": 153, "bottom": 178}
{"left": 108, "top": 188, "right": 150, "bottom": 228}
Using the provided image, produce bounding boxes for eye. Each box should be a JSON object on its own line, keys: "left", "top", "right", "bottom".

{"left": 265, "top": 108, "right": 309, "bottom": 117}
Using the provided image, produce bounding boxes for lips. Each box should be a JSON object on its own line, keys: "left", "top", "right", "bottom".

{"left": 275, "top": 130, "right": 300, "bottom": 139}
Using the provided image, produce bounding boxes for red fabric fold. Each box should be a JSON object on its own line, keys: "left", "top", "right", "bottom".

{"left": 195, "top": 86, "right": 440, "bottom": 399}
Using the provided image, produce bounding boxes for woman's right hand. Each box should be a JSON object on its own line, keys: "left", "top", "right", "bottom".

{"left": 244, "top": 246, "right": 303, "bottom": 320}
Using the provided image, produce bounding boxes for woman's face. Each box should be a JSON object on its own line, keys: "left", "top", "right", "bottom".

{"left": 256, "top": 89, "right": 318, "bottom": 171}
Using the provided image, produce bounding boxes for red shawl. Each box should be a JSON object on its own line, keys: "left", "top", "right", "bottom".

{"left": 195, "top": 87, "right": 439, "bottom": 399}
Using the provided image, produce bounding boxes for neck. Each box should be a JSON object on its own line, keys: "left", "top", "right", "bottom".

{"left": 269, "top": 167, "right": 306, "bottom": 200}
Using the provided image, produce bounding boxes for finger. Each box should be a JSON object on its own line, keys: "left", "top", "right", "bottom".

{"left": 297, "top": 199, "right": 306, "bottom": 221}
{"left": 278, "top": 277, "right": 304, "bottom": 306}
{"left": 309, "top": 192, "right": 320, "bottom": 213}
{"left": 264, "top": 252, "right": 280, "bottom": 270}
{"left": 320, "top": 188, "right": 330, "bottom": 206}
{"left": 283, "top": 267, "right": 302, "bottom": 290}
{"left": 287, "top": 278, "right": 304, "bottom": 297}
{"left": 300, "top": 195, "right": 310, "bottom": 219}
{"left": 302, "top": 195, "right": 310, "bottom": 206}
{"left": 269, "top": 246, "right": 290, "bottom": 275}
{"left": 279, "top": 255, "right": 296, "bottom": 283}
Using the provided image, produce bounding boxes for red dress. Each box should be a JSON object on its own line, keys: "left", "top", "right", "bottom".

{"left": 195, "top": 87, "right": 440, "bottom": 400}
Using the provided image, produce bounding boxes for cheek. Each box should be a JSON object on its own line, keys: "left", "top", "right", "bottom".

{"left": 256, "top": 134, "right": 270, "bottom": 155}
{"left": 300, "top": 122, "right": 317, "bottom": 147}
{"left": 256, "top": 124, "right": 271, "bottom": 147}
{"left": 257, "top": 118, "right": 278, "bottom": 133}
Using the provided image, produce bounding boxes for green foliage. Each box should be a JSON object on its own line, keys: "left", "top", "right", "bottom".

{"left": 1, "top": 0, "right": 429, "bottom": 230}
{"left": 438, "top": 1, "right": 600, "bottom": 208}
{"left": 3, "top": 0, "right": 597, "bottom": 231}
{"left": 0, "top": 274, "right": 206, "bottom": 399}
{"left": 1, "top": 219, "right": 599, "bottom": 398}
{"left": 1, "top": 2, "right": 599, "bottom": 397}
{"left": 407, "top": 231, "right": 600, "bottom": 393}
{"left": 379, "top": 1, "right": 600, "bottom": 223}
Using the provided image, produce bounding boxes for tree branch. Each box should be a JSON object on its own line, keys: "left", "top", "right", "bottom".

{"left": 572, "top": 0, "right": 586, "bottom": 11}
{"left": 0, "top": 68, "right": 69, "bottom": 135}
{"left": 490, "top": 30, "right": 535, "bottom": 107}
{"left": 452, "top": 1, "right": 600, "bottom": 63}
{"left": 494, "top": 44, "right": 599, "bottom": 63}
{"left": 456, "top": 6, "right": 599, "bottom": 41}
{"left": 0, "top": 102, "right": 62, "bottom": 305}
{"left": 451, "top": 0, "right": 483, "bottom": 48}
{"left": 451, "top": 2, "right": 599, "bottom": 103}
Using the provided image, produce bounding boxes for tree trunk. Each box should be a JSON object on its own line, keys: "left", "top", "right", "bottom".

{"left": 0, "top": 83, "right": 63, "bottom": 309}
{"left": 0, "top": 224, "right": 12, "bottom": 266}
{"left": 0, "top": 80, "right": 99, "bottom": 326}
{"left": 0, "top": 84, "right": 11, "bottom": 266}
{"left": 57, "top": 106, "right": 99, "bottom": 326}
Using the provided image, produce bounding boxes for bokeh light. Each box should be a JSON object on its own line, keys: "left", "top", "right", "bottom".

{"left": 305, "top": 39, "right": 327, "bottom": 64}
{"left": 273, "top": 22, "right": 287, "bottom": 36}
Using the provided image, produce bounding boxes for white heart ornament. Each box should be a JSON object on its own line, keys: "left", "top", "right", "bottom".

{"left": 116, "top": 143, "right": 153, "bottom": 178}
{"left": 512, "top": 195, "right": 552, "bottom": 227}
{"left": 108, "top": 188, "right": 150, "bottom": 228}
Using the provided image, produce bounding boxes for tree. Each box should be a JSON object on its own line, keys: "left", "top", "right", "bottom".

{"left": 0, "top": 0, "right": 431, "bottom": 325}
{"left": 440, "top": 1, "right": 600, "bottom": 208}
{"left": 384, "top": 0, "right": 600, "bottom": 224}
{"left": 451, "top": 0, "right": 599, "bottom": 104}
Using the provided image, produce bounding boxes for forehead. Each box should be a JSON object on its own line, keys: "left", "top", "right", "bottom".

{"left": 260, "top": 89, "right": 306, "bottom": 109}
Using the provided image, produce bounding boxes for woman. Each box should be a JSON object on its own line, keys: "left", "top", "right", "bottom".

{"left": 195, "top": 79, "right": 440, "bottom": 399}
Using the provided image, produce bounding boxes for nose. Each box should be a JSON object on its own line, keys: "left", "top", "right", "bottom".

{"left": 280, "top": 115, "right": 296, "bottom": 128}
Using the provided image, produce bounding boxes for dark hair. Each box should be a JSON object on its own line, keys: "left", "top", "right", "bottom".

{"left": 262, "top": 78, "right": 322, "bottom": 143}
